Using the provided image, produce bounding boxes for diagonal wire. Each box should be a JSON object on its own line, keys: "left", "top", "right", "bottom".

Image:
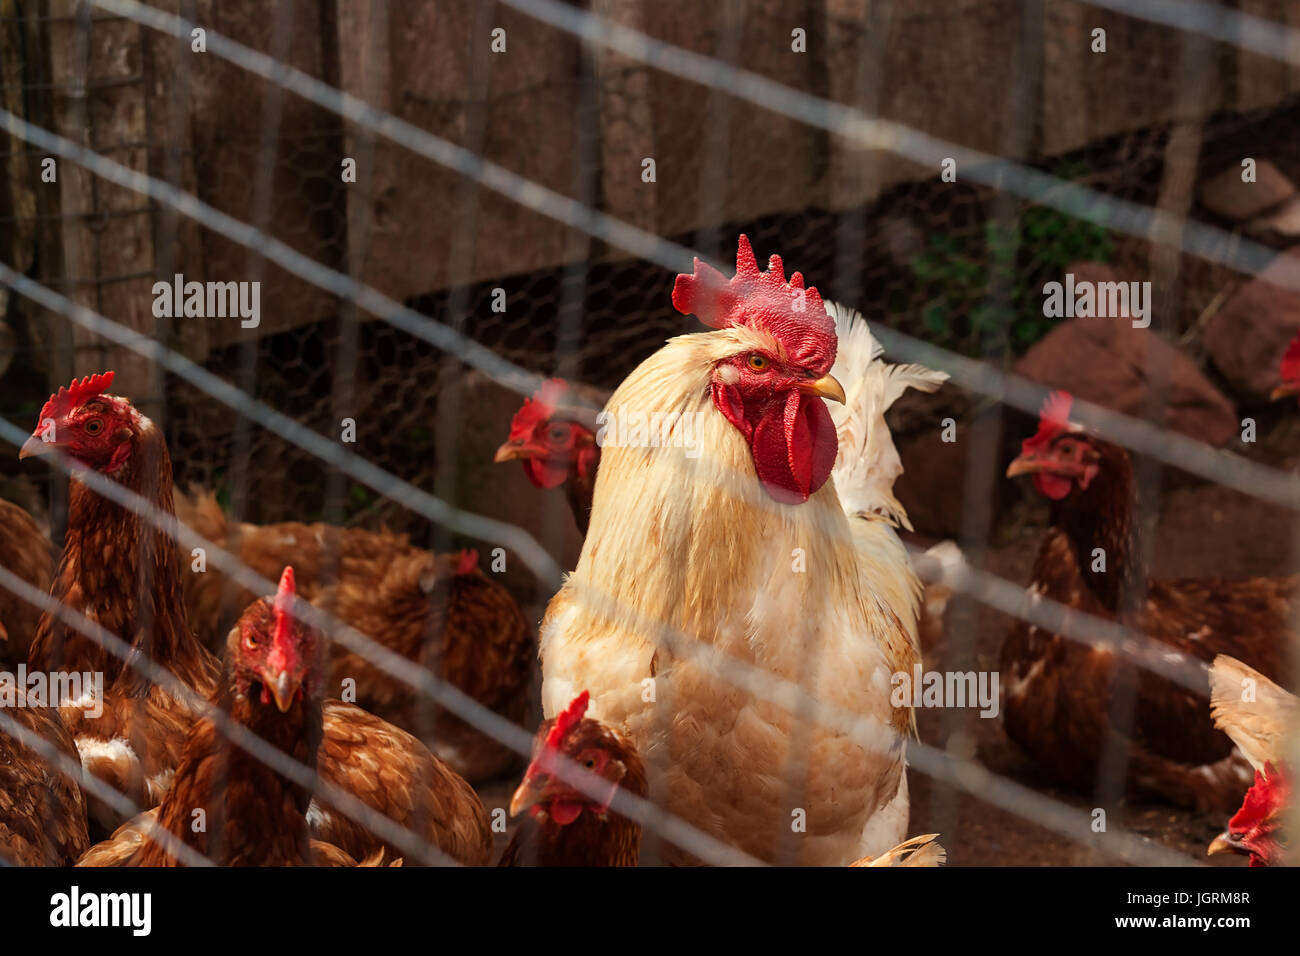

{"left": 0, "top": 254, "right": 564, "bottom": 589}
{"left": 0, "top": 283, "right": 760, "bottom": 865}
{"left": 1084, "top": 0, "right": 1300, "bottom": 66}
{"left": 0, "top": 660, "right": 216, "bottom": 868}
{"left": 0, "top": 264, "right": 1217, "bottom": 863}
{"left": 2, "top": 264, "right": 1196, "bottom": 868}
{"left": 0, "top": 537, "right": 458, "bottom": 866}
{"left": 5, "top": 1, "right": 1253, "bottom": 868}
{"left": 0, "top": 413, "right": 761, "bottom": 867}
{"left": 492, "top": 0, "right": 1300, "bottom": 294}
{"left": 1, "top": 248, "right": 1222, "bottom": 697}
{"left": 4, "top": 95, "right": 1299, "bottom": 523}
{"left": 11, "top": 11, "right": 1300, "bottom": 516}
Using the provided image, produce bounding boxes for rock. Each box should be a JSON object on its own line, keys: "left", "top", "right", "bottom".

{"left": 1247, "top": 195, "right": 1300, "bottom": 238}
{"left": 1203, "top": 247, "right": 1300, "bottom": 401}
{"left": 895, "top": 423, "right": 972, "bottom": 539}
{"left": 893, "top": 409, "right": 1025, "bottom": 539}
{"left": 1199, "top": 160, "right": 1295, "bottom": 221}
{"left": 1062, "top": 260, "right": 1123, "bottom": 294}
{"left": 1014, "top": 318, "right": 1239, "bottom": 446}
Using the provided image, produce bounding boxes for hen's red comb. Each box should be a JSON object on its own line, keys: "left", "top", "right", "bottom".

{"left": 1280, "top": 332, "right": 1300, "bottom": 387}
{"left": 672, "top": 235, "right": 835, "bottom": 374}
{"left": 1229, "top": 762, "right": 1291, "bottom": 832}
{"left": 508, "top": 378, "right": 571, "bottom": 438}
{"left": 455, "top": 549, "right": 478, "bottom": 576}
{"left": 544, "top": 691, "right": 590, "bottom": 752}
{"left": 1022, "top": 390, "right": 1075, "bottom": 455}
{"left": 272, "top": 566, "right": 296, "bottom": 650}
{"left": 37, "top": 371, "right": 116, "bottom": 425}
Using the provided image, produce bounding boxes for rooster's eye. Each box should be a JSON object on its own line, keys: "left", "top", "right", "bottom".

{"left": 747, "top": 353, "right": 769, "bottom": 372}
{"left": 83, "top": 419, "right": 103, "bottom": 435}
{"left": 548, "top": 424, "right": 571, "bottom": 443}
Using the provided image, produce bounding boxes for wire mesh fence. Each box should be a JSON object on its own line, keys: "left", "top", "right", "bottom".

{"left": 0, "top": 0, "right": 1297, "bottom": 868}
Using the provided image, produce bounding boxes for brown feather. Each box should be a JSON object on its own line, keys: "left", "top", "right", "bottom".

{"left": 0, "top": 689, "right": 90, "bottom": 866}
{"left": 0, "top": 499, "right": 53, "bottom": 669}
{"left": 321, "top": 549, "right": 533, "bottom": 782}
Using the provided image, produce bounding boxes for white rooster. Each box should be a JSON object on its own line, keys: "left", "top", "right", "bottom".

{"left": 539, "top": 237, "right": 947, "bottom": 865}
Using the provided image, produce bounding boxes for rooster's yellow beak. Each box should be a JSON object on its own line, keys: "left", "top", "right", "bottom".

{"left": 799, "top": 374, "right": 846, "bottom": 405}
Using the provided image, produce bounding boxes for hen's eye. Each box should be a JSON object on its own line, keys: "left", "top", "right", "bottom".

{"left": 585, "top": 759, "right": 595, "bottom": 769}
{"left": 83, "top": 419, "right": 103, "bottom": 435}
{"left": 747, "top": 353, "right": 769, "bottom": 372}
{"left": 244, "top": 631, "right": 259, "bottom": 649}
{"left": 548, "top": 424, "right": 571, "bottom": 443}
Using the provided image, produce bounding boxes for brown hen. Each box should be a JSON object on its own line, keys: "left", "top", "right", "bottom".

{"left": 1002, "top": 391, "right": 1294, "bottom": 811}
{"left": 22, "top": 372, "right": 217, "bottom": 833}
{"left": 499, "top": 691, "right": 646, "bottom": 867}
{"left": 78, "top": 569, "right": 469, "bottom": 866}
{"left": 21, "top": 373, "right": 494, "bottom": 862}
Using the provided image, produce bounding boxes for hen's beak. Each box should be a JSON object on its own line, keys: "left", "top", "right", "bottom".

{"left": 509, "top": 773, "right": 549, "bottom": 817}
{"left": 18, "top": 435, "right": 54, "bottom": 460}
{"left": 1006, "top": 455, "right": 1048, "bottom": 479}
{"left": 266, "top": 670, "right": 299, "bottom": 712}
{"left": 799, "top": 374, "right": 846, "bottom": 405}
{"left": 1270, "top": 382, "right": 1298, "bottom": 402}
{"left": 1207, "top": 831, "right": 1246, "bottom": 857}
{"left": 494, "top": 438, "right": 545, "bottom": 463}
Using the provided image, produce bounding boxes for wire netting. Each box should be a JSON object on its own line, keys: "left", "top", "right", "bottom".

{"left": 0, "top": 0, "right": 1297, "bottom": 867}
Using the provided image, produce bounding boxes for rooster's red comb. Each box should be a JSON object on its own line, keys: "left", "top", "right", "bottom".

{"left": 1280, "top": 333, "right": 1300, "bottom": 388}
{"left": 507, "top": 378, "right": 571, "bottom": 438}
{"left": 672, "top": 235, "right": 835, "bottom": 374}
{"left": 544, "top": 691, "right": 590, "bottom": 751}
{"left": 1022, "top": 390, "right": 1076, "bottom": 455}
{"left": 37, "top": 371, "right": 116, "bottom": 425}
{"left": 1229, "top": 762, "right": 1292, "bottom": 832}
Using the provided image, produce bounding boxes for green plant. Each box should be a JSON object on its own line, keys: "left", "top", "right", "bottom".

{"left": 909, "top": 195, "right": 1114, "bottom": 355}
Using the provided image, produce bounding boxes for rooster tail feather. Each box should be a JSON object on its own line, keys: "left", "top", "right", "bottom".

{"left": 850, "top": 833, "right": 947, "bottom": 867}
{"left": 1209, "top": 654, "right": 1297, "bottom": 771}
{"left": 825, "top": 302, "right": 948, "bottom": 525}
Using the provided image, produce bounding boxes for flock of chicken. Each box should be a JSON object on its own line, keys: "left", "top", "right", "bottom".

{"left": 0, "top": 234, "right": 1294, "bottom": 866}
